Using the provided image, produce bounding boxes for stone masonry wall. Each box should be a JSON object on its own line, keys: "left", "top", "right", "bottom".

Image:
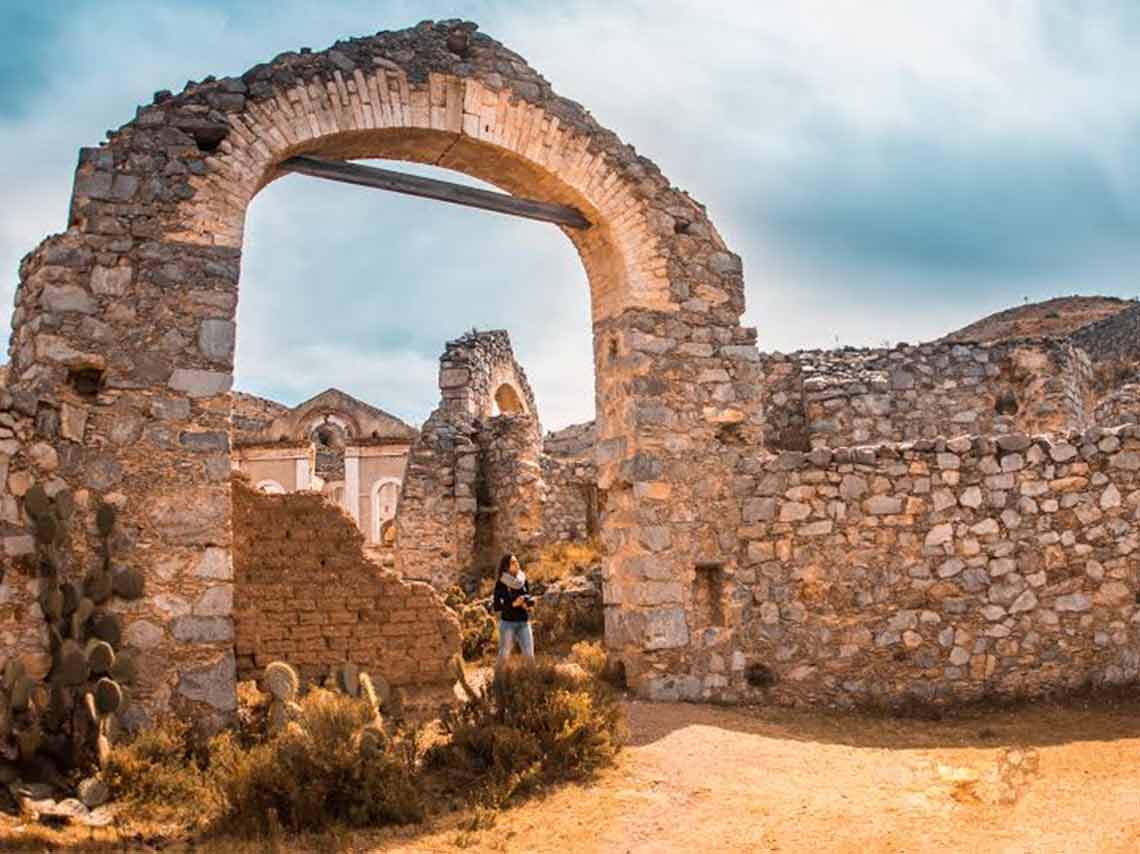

{"left": 0, "top": 387, "right": 38, "bottom": 671}
{"left": 439, "top": 330, "right": 538, "bottom": 423}
{"left": 394, "top": 410, "right": 479, "bottom": 588}
{"left": 687, "top": 426, "right": 1140, "bottom": 707}
{"left": 540, "top": 454, "right": 598, "bottom": 544}
{"left": 232, "top": 479, "right": 460, "bottom": 703}
{"left": 760, "top": 340, "right": 1094, "bottom": 450}
{"left": 475, "top": 413, "right": 544, "bottom": 565}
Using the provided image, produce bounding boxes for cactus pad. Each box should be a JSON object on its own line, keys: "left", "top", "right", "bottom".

{"left": 84, "top": 570, "right": 112, "bottom": 604}
{"left": 10, "top": 675, "right": 35, "bottom": 712}
{"left": 95, "top": 503, "right": 117, "bottom": 537}
{"left": 93, "top": 678, "right": 122, "bottom": 716}
{"left": 335, "top": 661, "right": 360, "bottom": 697}
{"left": 92, "top": 612, "right": 122, "bottom": 648}
{"left": 23, "top": 485, "right": 51, "bottom": 520}
{"left": 33, "top": 513, "right": 59, "bottom": 546}
{"left": 57, "top": 641, "right": 89, "bottom": 686}
{"left": 264, "top": 661, "right": 299, "bottom": 701}
{"left": 61, "top": 582, "right": 80, "bottom": 617}
{"left": 111, "top": 566, "right": 145, "bottom": 600}
{"left": 40, "top": 584, "right": 64, "bottom": 621}
{"left": 86, "top": 639, "right": 115, "bottom": 675}
{"left": 2, "top": 657, "right": 25, "bottom": 691}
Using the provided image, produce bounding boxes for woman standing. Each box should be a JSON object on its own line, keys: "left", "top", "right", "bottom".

{"left": 492, "top": 553, "right": 535, "bottom": 667}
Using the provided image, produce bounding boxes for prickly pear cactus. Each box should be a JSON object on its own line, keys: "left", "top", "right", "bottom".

{"left": 0, "top": 493, "right": 140, "bottom": 784}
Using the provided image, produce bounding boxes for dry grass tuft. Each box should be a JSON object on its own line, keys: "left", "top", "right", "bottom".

{"left": 527, "top": 539, "right": 602, "bottom": 585}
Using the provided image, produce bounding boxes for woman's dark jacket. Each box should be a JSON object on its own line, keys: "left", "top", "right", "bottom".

{"left": 493, "top": 576, "right": 531, "bottom": 622}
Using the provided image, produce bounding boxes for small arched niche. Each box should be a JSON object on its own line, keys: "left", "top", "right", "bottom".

{"left": 494, "top": 383, "right": 526, "bottom": 416}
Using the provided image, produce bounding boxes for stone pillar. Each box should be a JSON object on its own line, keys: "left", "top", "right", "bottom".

{"left": 344, "top": 449, "right": 361, "bottom": 523}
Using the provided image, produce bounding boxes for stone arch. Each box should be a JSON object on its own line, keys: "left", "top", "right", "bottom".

{"left": 370, "top": 476, "right": 402, "bottom": 544}
{"left": 2, "top": 20, "right": 759, "bottom": 719}
{"left": 493, "top": 382, "right": 525, "bottom": 415}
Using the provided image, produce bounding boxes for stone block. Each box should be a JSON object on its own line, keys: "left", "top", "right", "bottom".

{"left": 176, "top": 650, "right": 237, "bottom": 712}
{"left": 168, "top": 369, "right": 232, "bottom": 397}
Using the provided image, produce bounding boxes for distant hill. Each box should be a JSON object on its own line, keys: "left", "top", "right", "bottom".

{"left": 940, "top": 296, "right": 1133, "bottom": 344}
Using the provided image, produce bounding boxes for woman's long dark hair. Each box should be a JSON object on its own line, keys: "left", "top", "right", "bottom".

{"left": 498, "top": 553, "right": 518, "bottom": 574}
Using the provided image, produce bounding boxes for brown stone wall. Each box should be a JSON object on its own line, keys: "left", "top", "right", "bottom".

{"left": 759, "top": 340, "right": 1094, "bottom": 450}
{"left": 475, "top": 414, "right": 544, "bottom": 565}
{"left": 439, "top": 330, "right": 538, "bottom": 422}
{"left": 646, "top": 426, "right": 1140, "bottom": 706}
{"left": 394, "top": 410, "right": 479, "bottom": 587}
{"left": 0, "top": 387, "right": 37, "bottom": 665}
{"left": 232, "top": 392, "right": 289, "bottom": 442}
{"left": 232, "top": 479, "right": 460, "bottom": 703}
{"left": 540, "top": 455, "right": 597, "bottom": 543}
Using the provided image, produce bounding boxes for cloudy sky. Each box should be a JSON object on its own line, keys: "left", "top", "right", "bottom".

{"left": 2, "top": 1, "right": 1138, "bottom": 429}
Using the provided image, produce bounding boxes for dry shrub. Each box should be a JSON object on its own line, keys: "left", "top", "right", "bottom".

{"left": 570, "top": 640, "right": 627, "bottom": 691}
{"left": 540, "top": 597, "right": 604, "bottom": 650}
{"left": 103, "top": 716, "right": 219, "bottom": 824}
{"left": 209, "top": 688, "right": 423, "bottom": 833}
{"left": 527, "top": 538, "right": 602, "bottom": 585}
{"left": 460, "top": 602, "right": 498, "bottom": 661}
{"left": 427, "top": 657, "right": 624, "bottom": 806}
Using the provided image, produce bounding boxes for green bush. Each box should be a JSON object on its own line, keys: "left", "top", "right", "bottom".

{"left": 428, "top": 657, "right": 624, "bottom": 805}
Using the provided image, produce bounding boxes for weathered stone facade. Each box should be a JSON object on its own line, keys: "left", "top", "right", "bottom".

{"left": 7, "top": 17, "right": 1140, "bottom": 719}
{"left": 760, "top": 339, "right": 1094, "bottom": 451}
{"left": 232, "top": 479, "right": 460, "bottom": 704}
{"left": 395, "top": 329, "right": 595, "bottom": 585}
{"left": 709, "top": 426, "right": 1140, "bottom": 707}
{"left": 231, "top": 387, "right": 415, "bottom": 541}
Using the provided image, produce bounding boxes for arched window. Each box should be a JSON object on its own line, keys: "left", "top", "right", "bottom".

{"left": 370, "top": 478, "right": 402, "bottom": 543}
{"left": 493, "top": 383, "right": 525, "bottom": 415}
{"left": 256, "top": 479, "right": 286, "bottom": 495}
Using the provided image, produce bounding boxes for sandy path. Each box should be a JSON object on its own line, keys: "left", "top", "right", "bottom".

{"left": 367, "top": 697, "right": 1140, "bottom": 853}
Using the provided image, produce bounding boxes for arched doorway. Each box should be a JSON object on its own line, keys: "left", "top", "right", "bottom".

{"left": 3, "top": 21, "right": 756, "bottom": 719}
{"left": 370, "top": 477, "right": 401, "bottom": 544}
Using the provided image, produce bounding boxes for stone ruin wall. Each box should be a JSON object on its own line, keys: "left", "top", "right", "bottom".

{"left": 392, "top": 410, "right": 479, "bottom": 588}
{"left": 395, "top": 329, "right": 582, "bottom": 587}
{"left": 6, "top": 18, "right": 1140, "bottom": 718}
{"left": 475, "top": 413, "right": 545, "bottom": 565}
{"left": 232, "top": 391, "right": 289, "bottom": 441}
{"left": 540, "top": 454, "right": 598, "bottom": 544}
{"left": 760, "top": 339, "right": 1094, "bottom": 451}
{"left": 232, "top": 479, "right": 460, "bottom": 703}
{"left": 701, "top": 427, "right": 1140, "bottom": 707}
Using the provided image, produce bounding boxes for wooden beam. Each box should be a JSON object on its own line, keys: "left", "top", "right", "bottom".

{"left": 279, "top": 155, "right": 591, "bottom": 230}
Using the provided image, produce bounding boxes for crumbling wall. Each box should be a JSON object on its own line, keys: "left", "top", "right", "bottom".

{"left": 232, "top": 479, "right": 460, "bottom": 703}
{"left": 439, "top": 330, "right": 538, "bottom": 423}
{"left": 393, "top": 410, "right": 479, "bottom": 588}
{"left": 0, "top": 388, "right": 38, "bottom": 669}
{"left": 641, "top": 426, "right": 1140, "bottom": 706}
{"left": 1094, "top": 379, "right": 1140, "bottom": 428}
{"left": 232, "top": 392, "right": 289, "bottom": 442}
{"left": 541, "top": 455, "right": 598, "bottom": 543}
{"left": 476, "top": 413, "right": 544, "bottom": 564}
{"left": 759, "top": 340, "right": 1093, "bottom": 449}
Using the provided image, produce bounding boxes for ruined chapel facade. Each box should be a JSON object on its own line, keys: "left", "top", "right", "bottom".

{"left": 4, "top": 20, "right": 1140, "bottom": 725}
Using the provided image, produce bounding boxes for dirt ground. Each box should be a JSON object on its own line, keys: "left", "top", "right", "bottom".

{"left": 364, "top": 696, "right": 1140, "bottom": 854}
{"left": 7, "top": 694, "right": 1140, "bottom": 853}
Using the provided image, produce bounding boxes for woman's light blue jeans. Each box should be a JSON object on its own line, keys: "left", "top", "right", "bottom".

{"left": 497, "top": 619, "right": 535, "bottom": 664}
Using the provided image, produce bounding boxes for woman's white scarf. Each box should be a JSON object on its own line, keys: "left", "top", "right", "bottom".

{"left": 500, "top": 570, "right": 526, "bottom": 590}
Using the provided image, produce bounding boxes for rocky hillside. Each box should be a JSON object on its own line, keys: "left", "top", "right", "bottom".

{"left": 941, "top": 296, "right": 1133, "bottom": 344}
